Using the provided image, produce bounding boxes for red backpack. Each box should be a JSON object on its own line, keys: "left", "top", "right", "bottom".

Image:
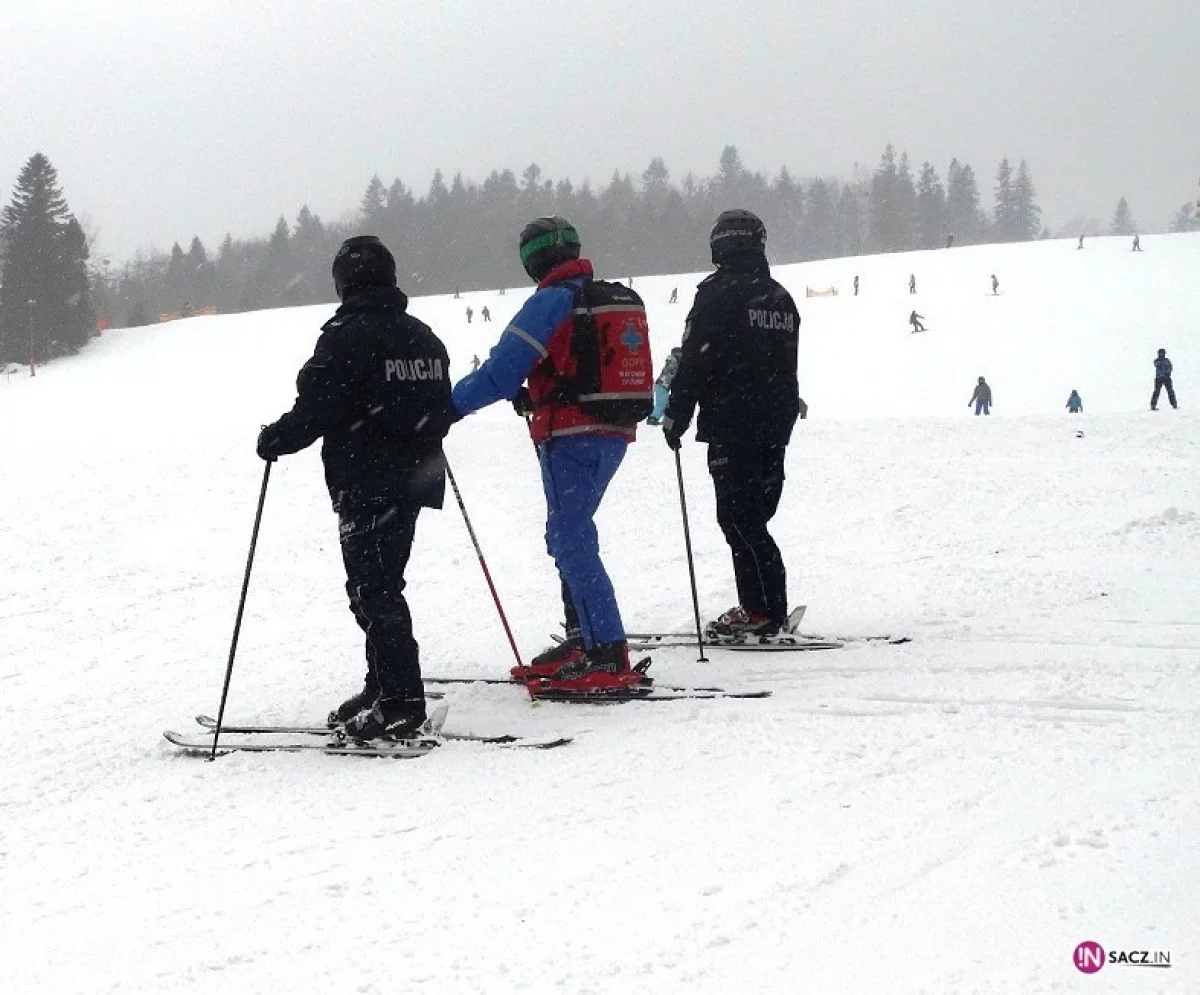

{"left": 546, "top": 279, "right": 654, "bottom": 424}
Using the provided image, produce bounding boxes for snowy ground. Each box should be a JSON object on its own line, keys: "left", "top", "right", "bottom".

{"left": 2, "top": 234, "right": 1198, "bottom": 993}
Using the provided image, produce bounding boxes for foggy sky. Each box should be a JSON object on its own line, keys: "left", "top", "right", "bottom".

{"left": 2, "top": 0, "right": 1195, "bottom": 262}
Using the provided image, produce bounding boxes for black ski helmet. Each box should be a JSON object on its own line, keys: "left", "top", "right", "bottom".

{"left": 518, "top": 216, "right": 581, "bottom": 282}
{"left": 331, "top": 235, "right": 396, "bottom": 299}
{"left": 709, "top": 209, "right": 766, "bottom": 265}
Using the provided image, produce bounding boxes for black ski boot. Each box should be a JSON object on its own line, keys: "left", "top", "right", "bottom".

{"left": 327, "top": 687, "right": 377, "bottom": 729}
{"left": 343, "top": 696, "right": 428, "bottom": 741}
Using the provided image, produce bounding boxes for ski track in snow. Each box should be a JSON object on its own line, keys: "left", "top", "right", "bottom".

{"left": 2, "top": 234, "right": 1198, "bottom": 993}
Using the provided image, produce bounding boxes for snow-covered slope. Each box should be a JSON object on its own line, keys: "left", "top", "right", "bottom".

{"left": 2, "top": 234, "right": 1197, "bottom": 994}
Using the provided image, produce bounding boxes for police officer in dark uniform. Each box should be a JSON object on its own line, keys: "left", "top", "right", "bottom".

{"left": 256, "top": 235, "right": 457, "bottom": 739}
{"left": 663, "top": 209, "right": 801, "bottom": 637}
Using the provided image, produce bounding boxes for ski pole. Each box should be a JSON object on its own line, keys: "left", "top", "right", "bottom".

{"left": 210, "top": 459, "right": 272, "bottom": 760}
{"left": 674, "top": 447, "right": 708, "bottom": 662}
{"left": 444, "top": 457, "right": 532, "bottom": 695}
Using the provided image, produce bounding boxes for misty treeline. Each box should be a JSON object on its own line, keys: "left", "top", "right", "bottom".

{"left": 104, "top": 145, "right": 1056, "bottom": 324}
{"left": 4, "top": 147, "right": 1193, "bottom": 352}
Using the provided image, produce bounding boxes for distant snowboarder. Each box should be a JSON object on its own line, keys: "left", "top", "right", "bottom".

{"left": 991, "top": 274, "right": 999, "bottom": 295}
{"left": 668, "top": 287, "right": 678, "bottom": 303}
{"left": 1151, "top": 348, "right": 1177, "bottom": 410}
{"left": 853, "top": 275, "right": 859, "bottom": 296}
{"left": 1066, "top": 389, "right": 1082, "bottom": 413}
{"left": 471, "top": 354, "right": 481, "bottom": 371}
{"left": 909, "top": 310, "right": 926, "bottom": 333}
{"left": 1077, "top": 234, "right": 1085, "bottom": 250}
{"left": 909, "top": 274, "right": 917, "bottom": 294}
{"left": 1132, "top": 234, "right": 1142, "bottom": 252}
{"left": 945, "top": 234, "right": 955, "bottom": 248}
{"left": 969, "top": 376, "right": 992, "bottom": 415}
{"left": 465, "top": 306, "right": 473, "bottom": 323}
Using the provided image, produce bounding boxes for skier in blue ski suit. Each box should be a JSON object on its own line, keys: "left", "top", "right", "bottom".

{"left": 450, "top": 217, "right": 642, "bottom": 692}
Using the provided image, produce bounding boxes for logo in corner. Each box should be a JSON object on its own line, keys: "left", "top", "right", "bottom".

{"left": 1074, "top": 941, "right": 1105, "bottom": 974}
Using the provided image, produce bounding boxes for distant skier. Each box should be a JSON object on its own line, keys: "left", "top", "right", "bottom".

{"left": 945, "top": 234, "right": 955, "bottom": 248}
{"left": 471, "top": 354, "right": 480, "bottom": 371}
{"left": 1077, "top": 234, "right": 1085, "bottom": 250}
{"left": 991, "top": 274, "right": 999, "bottom": 295}
{"left": 909, "top": 274, "right": 917, "bottom": 294}
{"left": 1151, "top": 348, "right": 1177, "bottom": 410}
{"left": 909, "top": 310, "right": 926, "bottom": 333}
{"left": 853, "top": 274, "right": 859, "bottom": 296}
{"left": 465, "top": 306, "right": 473, "bottom": 323}
{"left": 668, "top": 287, "right": 678, "bottom": 303}
{"left": 481, "top": 306, "right": 491, "bottom": 322}
{"left": 255, "top": 235, "right": 456, "bottom": 741}
{"left": 1066, "top": 389, "right": 1082, "bottom": 413}
{"left": 1132, "top": 234, "right": 1142, "bottom": 252}
{"left": 969, "top": 376, "right": 992, "bottom": 415}
{"left": 648, "top": 346, "right": 682, "bottom": 425}
{"left": 664, "top": 209, "right": 801, "bottom": 638}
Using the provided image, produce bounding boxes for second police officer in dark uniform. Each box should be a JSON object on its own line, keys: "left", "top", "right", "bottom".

{"left": 256, "top": 235, "right": 458, "bottom": 740}
{"left": 663, "top": 210, "right": 801, "bottom": 637}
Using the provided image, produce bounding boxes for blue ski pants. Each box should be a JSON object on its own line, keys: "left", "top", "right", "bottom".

{"left": 538, "top": 434, "right": 628, "bottom": 646}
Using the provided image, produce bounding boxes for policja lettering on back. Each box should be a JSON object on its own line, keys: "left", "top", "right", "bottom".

{"left": 748, "top": 309, "right": 795, "bottom": 331}
{"left": 385, "top": 357, "right": 445, "bottom": 382}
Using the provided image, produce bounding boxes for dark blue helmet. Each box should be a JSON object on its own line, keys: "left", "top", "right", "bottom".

{"left": 332, "top": 235, "right": 396, "bottom": 299}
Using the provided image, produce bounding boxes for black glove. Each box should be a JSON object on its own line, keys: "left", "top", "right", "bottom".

{"left": 661, "top": 417, "right": 682, "bottom": 451}
{"left": 256, "top": 423, "right": 286, "bottom": 462}
{"left": 511, "top": 387, "right": 534, "bottom": 418}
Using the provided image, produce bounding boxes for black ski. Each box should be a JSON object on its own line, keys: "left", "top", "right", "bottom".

{"left": 422, "top": 675, "right": 734, "bottom": 694}
{"left": 192, "top": 713, "right": 572, "bottom": 749}
{"left": 628, "top": 635, "right": 844, "bottom": 652}
{"left": 623, "top": 632, "right": 909, "bottom": 650}
{"left": 528, "top": 684, "right": 771, "bottom": 703}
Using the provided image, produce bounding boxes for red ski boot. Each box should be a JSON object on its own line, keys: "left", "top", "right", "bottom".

{"left": 513, "top": 632, "right": 582, "bottom": 680}
{"left": 538, "top": 641, "right": 648, "bottom": 694}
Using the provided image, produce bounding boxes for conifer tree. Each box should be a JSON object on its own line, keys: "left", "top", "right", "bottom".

{"left": 868, "top": 145, "right": 916, "bottom": 252}
{"left": 991, "top": 158, "right": 1017, "bottom": 241}
{"left": 1110, "top": 197, "right": 1135, "bottom": 235}
{"left": 945, "top": 159, "right": 984, "bottom": 244}
{"left": 835, "top": 184, "right": 865, "bottom": 257}
{"left": 915, "top": 162, "right": 946, "bottom": 249}
{"left": 0, "top": 153, "right": 93, "bottom": 363}
{"left": 1011, "top": 161, "right": 1042, "bottom": 241}
{"left": 1169, "top": 203, "right": 1196, "bottom": 232}
{"left": 360, "top": 176, "right": 386, "bottom": 227}
{"left": 803, "top": 178, "right": 838, "bottom": 260}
